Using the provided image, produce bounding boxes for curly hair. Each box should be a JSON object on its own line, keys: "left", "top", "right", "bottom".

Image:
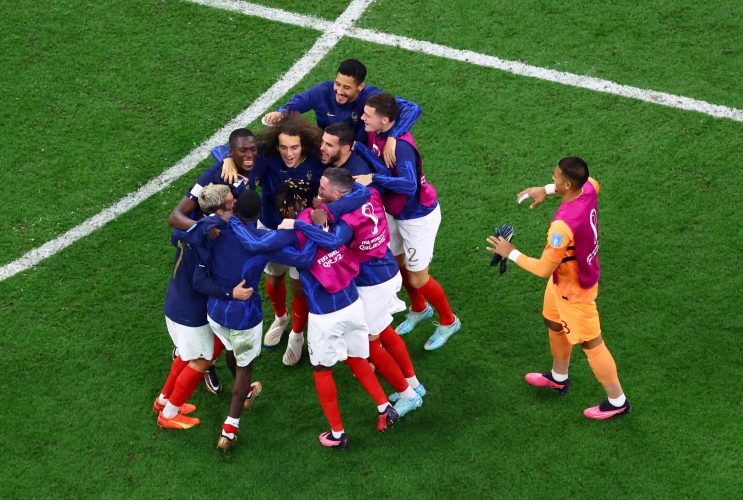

{"left": 261, "top": 111, "right": 322, "bottom": 160}
{"left": 274, "top": 178, "right": 311, "bottom": 219}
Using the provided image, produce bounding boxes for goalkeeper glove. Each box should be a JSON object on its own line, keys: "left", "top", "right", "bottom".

{"left": 490, "top": 224, "right": 514, "bottom": 274}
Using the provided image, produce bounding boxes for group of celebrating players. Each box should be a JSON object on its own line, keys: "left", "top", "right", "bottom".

{"left": 153, "top": 58, "right": 631, "bottom": 452}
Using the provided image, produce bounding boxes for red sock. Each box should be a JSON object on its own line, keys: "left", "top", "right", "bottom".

{"left": 379, "top": 326, "right": 415, "bottom": 378}
{"left": 400, "top": 267, "right": 427, "bottom": 312}
{"left": 313, "top": 370, "right": 343, "bottom": 432}
{"left": 212, "top": 336, "right": 224, "bottom": 360}
{"left": 291, "top": 295, "right": 308, "bottom": 333}
{"left": 419, "top": 276, "right": 455, "bottom": 325}
{"left": 169, "top": 365, "right": 204, "bottom": 407}
{"left": 344, "top": 357, "right": 387, "bottom": 406}
{"left": 265, "top": 280, "right": 287, "bottom": 317}
{"left": 160, "top": 356, "right": 188, "bottom": 399}
{"left": 368, "top": 337, "right": 408, "bottom": 392}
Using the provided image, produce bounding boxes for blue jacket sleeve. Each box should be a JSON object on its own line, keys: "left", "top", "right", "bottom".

{"left": 295, "top": 220, "right": 353, "bottom": 251}
{"left": 228, "top": 217, "right": 293, "bottom": 252}
{"left": 353, "top": 142, "right": 393, "bottom": 176}
{"left": 192, "top": 261, "right": 232, "bottom": 299}
{"left": 369, "top": 141, "right": 417, "bottom": 196}
{"left": 277, "top": 82, "right": 326, "bottom": 114}
{"left": 389, "top": 97, "right": 422, "bottom": 138}
{"left": 265, "top": 231, "right": 317, "bottom": 269}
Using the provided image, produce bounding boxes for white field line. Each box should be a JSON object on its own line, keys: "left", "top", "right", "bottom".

{"left": 188, "top": 0, "right": 743, "bottom": 123}
{"left": 0, "top": 0, "right": 375, "bottom": 282}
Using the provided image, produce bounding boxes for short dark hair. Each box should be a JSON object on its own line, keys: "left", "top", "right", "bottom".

{"left": 324, "top": 122, "right": 355, "bottom": 148}
{"left": 337, "top": 59, "right": 367, "bottom": 84}
{"left": 323, "top": 167, "right": 354, "bottom": 194}
{"left": 228, "top": 128, "right": 255, "bottom": 145}
{"left": 557, "top": 157, "right": 589, "bottom": 189}
{"left": 365, "top": 93, "right": 398, "bottom": 121}
{"left": 235, "top": 189, "right": 262, "bottom": 220}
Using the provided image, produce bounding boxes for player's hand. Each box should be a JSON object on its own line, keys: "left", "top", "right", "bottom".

{"left": 232, "top": 280, "right": 253, "bottom": 301}
{"left": 220, "top": 159, "right": 239, "bottom": 184}
{"left": 209, "top": 227, "right": 221, "bottom": 239}
{"left": 263, "top": 111, "right": 283, "bottom": 125}
{"left": 278, "top": 218, "right": 295, "bottom": 230}
{"left": 311, "top": 208, "right": 328, "bottom": 226}
{"left": 516, "top": 187, "right": 547, "bottom": 209}
{"left": 383, "top": 137, "right": 397, "bottom": 167}
{"left": 486, "top": 236, "right": 516, "bottom": 259}
{"left": 354, "top": 174, "right": 374, "bottom": 186}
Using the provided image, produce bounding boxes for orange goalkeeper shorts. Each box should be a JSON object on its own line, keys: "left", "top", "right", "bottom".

{"left": 542, "top": 279, "right": 601, "bottom": 345}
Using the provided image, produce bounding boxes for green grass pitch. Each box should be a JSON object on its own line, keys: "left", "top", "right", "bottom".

{"left": 1, "top": 0, "right": 741, "bottom": 497}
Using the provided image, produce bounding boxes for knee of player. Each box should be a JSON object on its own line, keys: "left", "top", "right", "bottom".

{"left": 408, "top": 269, "right": 430, "bottom": 288}
{"left": 188, "top": 358, "right": 212, "bottom": 373}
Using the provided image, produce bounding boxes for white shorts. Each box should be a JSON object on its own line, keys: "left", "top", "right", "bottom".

{"left": 387, "top": 204, "right": 441, "bottom": 272}
{"left": 358, "top": 273, "right": 407, "bottom": 334}
{"left": 207, "top": 316, "right": 262, "bottom": 368}
{"left": 165, "top": 316, "right": 215, "bottom": 362}
{"left": 307, "top": 299, "right": 369, "bottom": 367}
{"left": 257, "top": 219, "right": 299, "bottom": 279}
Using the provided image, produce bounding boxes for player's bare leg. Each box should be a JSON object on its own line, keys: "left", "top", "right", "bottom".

{"left": 217, "top": 361, "right": 261, "bottom": 451}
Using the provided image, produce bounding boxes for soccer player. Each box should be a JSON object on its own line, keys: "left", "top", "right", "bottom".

{"left": 487, "top": 157, "right": 631, "bottom": 420}
{"left": 292, "top": 168, "right": 425, "bottom": 417}
{"left": 262, "top": 59, "right": 422, "bottom": 167}
{"left": 356, "top": 92, "right": 461, "bottom": 351}
{"left": 186, "top": 186, "right": 314, "bottom": 450}
{"left": 251, "top": 113, "right": 326, "bottom": 356}
{"left": 167, "top": 127, "right": 260, "bottom": 393}
{"left": 319, "top": 123, "right": 375, "bottom": 175}
{"left": 155, "top": 187, "right": 252, "bottom": 430}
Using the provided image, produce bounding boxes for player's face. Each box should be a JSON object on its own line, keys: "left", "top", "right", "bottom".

{"left": 361, "top": 105, "right": 385, "bottom": 133}
{"left": 320, "top": 132, "right": 344, "bottom": 166}
{"left": 318, "top": 176, "right": 340, "bottom": 202}
{"left": 278, "top": 133, "right": 303, "bottom": 168}
{"left": 218, "top": 192, "right": 235, "bottom": 220}
{"left": 552, "top": 165, "right": 570, "bottom": 195}
{"left": 230, "top": 136, "right": 258, "bottom": 173}
{"left": 333, "top": 73, "right": 364, "bottom": 105}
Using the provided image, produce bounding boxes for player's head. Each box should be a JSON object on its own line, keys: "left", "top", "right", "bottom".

{"left": 275, "top": 179, "right": 310, "bottom": 219}
{"left": 198, "top": 184, "right": 234, "bottom": 220}
{"left": 319, "top": 167, "right": 354, "bottom": 203}
{"left": 261, "top": 112, "right": 322, "bottom": 168}
{"left": 234, "top": 189, "right": 262, "bottom": 222}
{"left": 320, "top": 123, "right": 355, "bottom": 166}
{"left": 334, "top": 59, "right": 367, "bottom": 105}
{"left": 228, "top": 128, "right": 258, "bottom": 173}
{"left": 554, "top": 157, "right": 589, "bottom": 195}
{"left": 362, "top": 93, "right": 397, "bottom": 133}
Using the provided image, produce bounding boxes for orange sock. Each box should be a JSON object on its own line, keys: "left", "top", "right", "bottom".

{"left": 291, "top": 295, "right": 308, "bottom": 333}
{"left": 584, "top": 341, "right": 619, "bottom": 385}
{"left": 265, "top": 281, "right": 287, "bottom": 317}
{"left": 400, "top": 267, "right": 427, "bottom": 312}
{"left": 419, "top": 277, "right": 455, "bottom": 325}
{"left": 548, "top": 330, "right": 573, "bottom": 363}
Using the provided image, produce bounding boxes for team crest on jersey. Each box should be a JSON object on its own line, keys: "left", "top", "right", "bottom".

{"left": 372, "top": 144, "right": 381, "bottom": 156}
{"left": 549, "top": 233, "right": 564, "bottom": 248}
{"left": 351, "top": 112, "right": 358, "bottom": 122}
{"left": 306, "top": 172, "right": 313, "bottom": 181}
